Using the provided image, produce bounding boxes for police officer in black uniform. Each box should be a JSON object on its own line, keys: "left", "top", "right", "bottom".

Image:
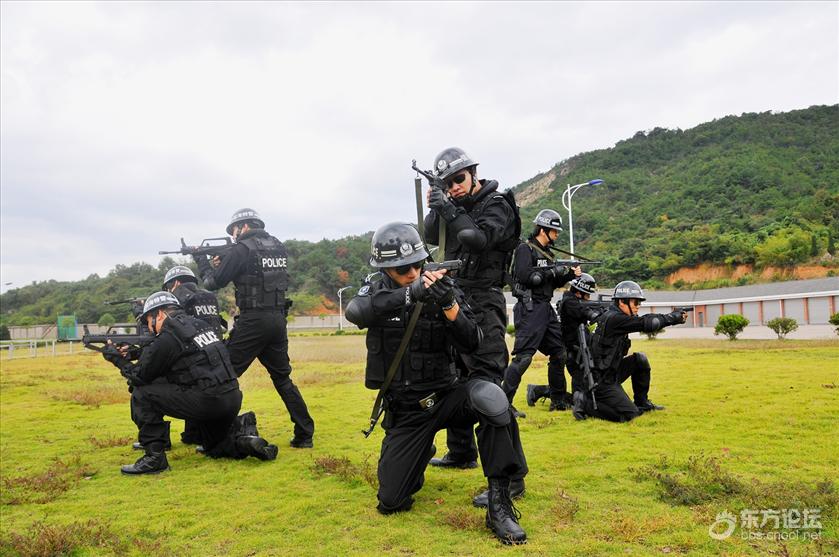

{"left": 194, "top": 208, "right": 315, "bottom": 448}
{"left": 163, "top": 265, "right": 227, "bottom": 337}
{"left": 162, "top": 265, "right": 227, "bottom": 447}
{"left": 526, "top": 272, "right": 596, "bottom": 408}
{"left": 346, "top": 223, "right": 527, "bottom": 545}
{"left": 101, "top": 292, "right": 279, "bottom": 474}
{"left": 422, "top": 147, "right": 521, "bottom": 475}
{"left": 573, "top": 281, "right": 687, "bottom": 422}
{"left": 503, "top": 209, "right": 580, "bottom": 413}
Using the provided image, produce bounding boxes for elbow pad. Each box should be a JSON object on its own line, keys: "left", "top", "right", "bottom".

{"left": 642, "top": 314, "right": 665, "bottom": 333}
{"left": 457, "top": 228, "right": 487, "bottom": 251}
{"left": 345, "top": 295, "right": 374, "bottom": 328}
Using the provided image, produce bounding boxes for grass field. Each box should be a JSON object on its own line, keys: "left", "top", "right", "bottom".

{"left": 1, "top": 337, "right": 837, "bottom": 556}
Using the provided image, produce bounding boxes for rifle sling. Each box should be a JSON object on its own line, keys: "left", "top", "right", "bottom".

{"left": 365, "top": 301, "right": 425, "bottom": 434}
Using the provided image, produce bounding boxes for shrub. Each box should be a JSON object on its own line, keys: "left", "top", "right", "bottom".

{"left": 644, "top": 328, "right": 664, "bottom": 340}
{"left": 506, "top": 324, "right": 516, "bottom": 336}
{"left": 766, "top": 317, "right": 798, "bottom": 339}
{"left": 714, "top": 314, "right": 749, "bottom": 340}
{"left": 97, "top": 313, "right": 116, "bottom": 327}
{"left": 830, "top": 313, "right": 839, "bottom": 336}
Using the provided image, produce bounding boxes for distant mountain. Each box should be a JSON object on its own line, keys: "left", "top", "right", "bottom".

{"left": 512, "top": 105, "right": 838, "bottom": 286}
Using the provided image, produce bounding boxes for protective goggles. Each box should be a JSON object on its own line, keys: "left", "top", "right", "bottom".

{"left": 447, "top": 172, "right": 469, "bottom": 186}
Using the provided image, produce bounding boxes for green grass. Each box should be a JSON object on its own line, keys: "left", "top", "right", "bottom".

{"left": 1, "top": 338, "right": 837, "bottom": 556}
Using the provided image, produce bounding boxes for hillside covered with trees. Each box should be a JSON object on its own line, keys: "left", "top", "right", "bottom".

{"left": 2, "top": 105, "right": 836, "bottom": 328}
{"left": 514, "top": 105, "right": 838, "bottom": 286}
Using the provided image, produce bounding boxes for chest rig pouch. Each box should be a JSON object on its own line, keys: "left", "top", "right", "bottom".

{"left": 165, "top": 313, "right": 237, "bottom": 388}
{"left": 235, "top": 235, "right": 289, "bottom": 310}
{"left": 457, "top": 189, "right": 521, "bottom": 288}
{"left": 364, "top": 292, "right": 455, "bottom": 390}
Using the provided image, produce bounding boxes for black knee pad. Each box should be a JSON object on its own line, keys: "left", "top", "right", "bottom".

{"left": 634, "top": 352, "right": 651, "bottom": 373}
{"left": 467, "top": 379, "right": 511, "bottom": 427}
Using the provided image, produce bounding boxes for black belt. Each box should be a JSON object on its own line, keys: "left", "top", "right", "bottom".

{"left": 388, "top": 392, "right": 441, "bottom": 411}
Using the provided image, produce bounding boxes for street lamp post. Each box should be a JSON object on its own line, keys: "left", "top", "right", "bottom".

{"left": 561, "top": 179, "right": 603, "bottom": 253}
{"left": 337, "top": 286, "right": 353, "bottom": 331}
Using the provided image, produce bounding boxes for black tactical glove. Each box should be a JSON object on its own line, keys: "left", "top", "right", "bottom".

{"left": 427, "top": 276, "right": 456, "bottom": 309}
{"left": 102, "top": 345, "right": 124, "bottom": 365}
{"left": 428, "top": 188, "right": 458, "bottom": 221}
{"left": 666, "top": 310, "right": 687, "bottom": 325}
{"left": 551, "top": 263, "right": 569, "bottom": 279}
{"left": 407, "top": 276, "right": 430, "bottom": 304}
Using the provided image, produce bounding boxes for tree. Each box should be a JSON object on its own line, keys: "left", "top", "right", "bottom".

{"left": 830, "top": 313, "right": 839, "bottom": 336}
{"left": 0, "top": 324, "right": 9, "bottom": 341}
{"left": 714, "top": 314, "right": 749, "bottom": 340}
{"left": 98, "top": 313, "right": 116, "bottom": 327}
{"left": 766, "top": 317, "right": 798, "bottom": 339}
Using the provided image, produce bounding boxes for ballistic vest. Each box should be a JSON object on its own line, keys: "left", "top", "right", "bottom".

{"left": 514, "top": 239, "right": 556, "bottom": 302}
{"left": 589, "top": 306, "right": 632, "bottom": 381}
{"left": 164, "top": 312, "right": 238, "bottom": 388}
{"left": 233, "top": 230, "right": 289, "bottom": 311}
{"left": 450, "top": 182, "right": 521, "bottom": 289}
{"left": 173, "top": 282, "right": 225, "bottom": 336}
{"left": 362, "top": 281, "right": 457, "bottom": 392}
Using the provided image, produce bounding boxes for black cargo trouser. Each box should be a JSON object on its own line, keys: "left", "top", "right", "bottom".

{"left": 227, "top": 309, "right": 315, "bottom": 440}
{"left": 131, "top": 381, "right": 248, "bottom": 457}
{"left": 442, "top": 287, "right": 508, "bottom": 463}
{"left": 377, "top": 379, "right": 528, "bottom": 514}
{"left": 583, "top": 353, "right": 651, "bottom": 422}
{"left": 502, "top": 301, "right": 568, "bottom": 402}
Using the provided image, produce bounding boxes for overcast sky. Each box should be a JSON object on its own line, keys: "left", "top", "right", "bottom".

{"left": 1, "top": 1, "right": 837, "bottom": 293}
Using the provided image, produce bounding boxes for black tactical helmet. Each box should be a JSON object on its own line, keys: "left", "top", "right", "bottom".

{"left": 613, "top": 280, "right": 645, "bottom": 301}
{"left": 369, "top": 222, "right": 429, "bottom": 268}
{"left": 162, "top": 265, "right": 197, "bottom": 289}
{"left": 227, "top": 208, "right": 265, "bottom": 235}
{"left": 570, "top": 273, "right": 596, "bottom": 295}
{"left": 139, "top": 291, "right": 181, "bottom": 321}
{"left": 533, "top": 209, "right": 563, "bottom": 231}
{"left": 432, "top": 147, "right": 478, "bottom": 182}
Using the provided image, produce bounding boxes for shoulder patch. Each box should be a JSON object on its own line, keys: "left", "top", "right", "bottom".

{"left": 358, "top": 285, "right": 370, "bottom": 296}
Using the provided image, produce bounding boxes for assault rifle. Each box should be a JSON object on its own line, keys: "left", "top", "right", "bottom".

{"left": 104, "top": 297, "right": 146, "bottom": 320}
{"left": 159, "top": 237, "right": 234, "bottom": 258}
{"left": 553, "top": 259, "right": 602, "bottom": 267}
{"left": 81, "top": 324, "right": 153, "bottom": 354}
{"left": 411, "top": 160, "right": 448, "bottom": 192}
{"left": 577, "top": 323, "right": 598, "bottom": 410}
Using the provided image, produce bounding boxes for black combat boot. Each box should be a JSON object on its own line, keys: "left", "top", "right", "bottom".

{"left": 548, "top": 397, "right": 568, "bottom": 411}
{"left": 472, "top": 478, "right": 525, "bottom": 508}
{"left": 236, "top": 435, "right": 279, "bottom": 461}
{"left": 429, "top": 452, "right": 478, "bottom": 469}
{"left": 572, "top": 391, "right": 588, "bottom": 421}
{"left": 485, "top": 478, "right": 527, "bottom": 545}
{"left": 121, "top": 445, "right": 169, "bottom": 475}
{"left": 526, "top": 384, "right": 550, "bottom": 407}
{"left": 289, "top": 437, "right": 314, "bottom": 449}
{"left": 635, "top": 399, "right": 665, "bottom": 413}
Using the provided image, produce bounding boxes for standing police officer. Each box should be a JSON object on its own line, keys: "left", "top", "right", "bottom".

{"left": 346, "top": 223, "right": 527, "bottom": 545}
{"left": 194, "top": 208, "right": 315, "bottom": 448}
{"left": 101, "top": 292, "right": 278, "bottom": 474}
{"left": 422, "top": 147, "right": 521, "bottom": 475}
{"left": 526, "top": 272, "right": 597, "bottom": 408}
{"left": 503, "top": 209, "right": 580, "bottom": 413}
{"left": 162, "top": 265, "right": 227, "bottom": 447}
{"left": 573, "top": 281, "right": 687, "bottom": 422}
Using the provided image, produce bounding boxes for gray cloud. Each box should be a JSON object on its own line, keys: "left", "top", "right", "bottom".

{"left": 2, "top": 1, "right": 837, "bottom": 292}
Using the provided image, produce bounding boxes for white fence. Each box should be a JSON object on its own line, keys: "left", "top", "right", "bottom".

{"left": 0, "top": 339, "right": 82, "bottom": 360}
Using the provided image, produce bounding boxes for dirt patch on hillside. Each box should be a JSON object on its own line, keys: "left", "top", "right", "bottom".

{"left": 516, "top": 171, "right": 557, "bottom": 208}
{"left": 666, "top": 264, "right": 832, "bottom": 285}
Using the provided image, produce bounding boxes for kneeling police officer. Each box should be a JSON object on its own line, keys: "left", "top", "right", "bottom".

{"left": 574, "top": 281, "right": 687, "bottom": 422}
{"left": 102, "top": 292, "right": 278, "bottom": 474}
{"left": 346, "top": 223, "right": 528, "bottom": 545}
